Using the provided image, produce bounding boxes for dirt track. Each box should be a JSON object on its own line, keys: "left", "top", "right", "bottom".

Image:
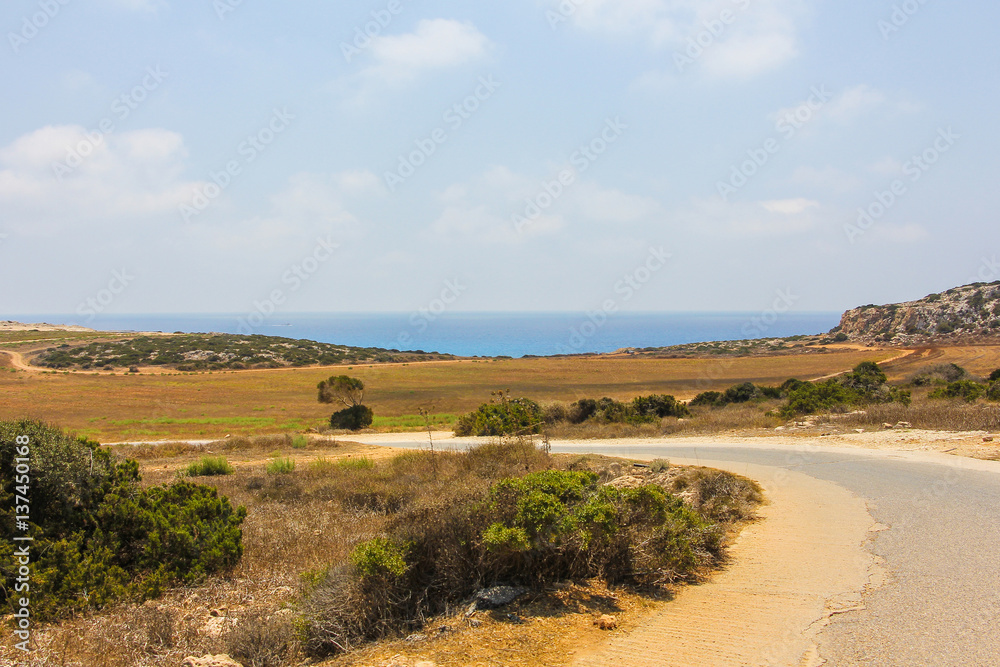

{"left": 571, "top": 459, "right": 880, "bottom": 667}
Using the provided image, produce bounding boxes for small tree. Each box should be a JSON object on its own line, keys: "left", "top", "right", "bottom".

{"left": 318, "top": 375, "right": 372, "bottom": 431}
{"left": 318, "top": 375, "right": 365, "bottom": 407}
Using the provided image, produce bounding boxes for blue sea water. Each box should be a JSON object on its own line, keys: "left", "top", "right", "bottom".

{"left": 10, "top": 312, "right": 842, "bottom": 358}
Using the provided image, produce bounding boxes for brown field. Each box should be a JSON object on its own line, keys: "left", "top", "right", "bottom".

{"left": 0, "top": 345, "right": 912, "bottom": 442}
{"left": 3, "top": 340, "right": 1000, "bottom": 442}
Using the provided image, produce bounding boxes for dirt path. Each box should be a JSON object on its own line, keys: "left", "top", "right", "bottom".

{"left": 572, "top": 458, "right": 881, "bottom": 667}
{"left": 1, "top": 350, "right": 33, "bottom": 372}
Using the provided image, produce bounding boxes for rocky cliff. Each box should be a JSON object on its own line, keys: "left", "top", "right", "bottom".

{"left": 835, "top": 282, "right": 1000, "bottom": 344}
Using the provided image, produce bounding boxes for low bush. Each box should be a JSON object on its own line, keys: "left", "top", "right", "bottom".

{"left": 780, "top": 362, "right": 910, "bottom": 417}
{"left": 330, "top": 404, "right": 374, "bottom": 431}
{"left": 301, "top": 467, "right": 732, "bottom": 656}
{"left": 454, "top": 391, "right": 544, "bottom": 436}
{"left": 0, "top": 420, "right": 246, "bottom": 620}
{"left": 929, "top": 380, "right": 985, "bottom": 402}
{"left": 911, "top": 363, "right": 971, "bottom": 386}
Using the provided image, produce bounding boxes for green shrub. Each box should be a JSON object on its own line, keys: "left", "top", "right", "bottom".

{"left": 291, "top": 434, "right": 309, "bottom": 449}
{"left": 330, "top": 404, "right": 374, "bottom": 430}
{"left": 186, "top": 455, "right": 234, "bottom": 477}
{"left": 929, "top": 380, "right": 984, "bottom": 402}
{"left": 266, "top": 457, "right": 296, "bottom": 474}
{"left": 631, "top": 394, "right": 690, "bottom": 418}
{"left": 780, "top": 362, "right": 910, "bottom": 417}
{"left": 301, "top": 467, "right": 741, "bottom": 657}
{"left": 0, "top": 420, "right": 246, "bottom": 620}
{"left": 690, "top": 391, "right": 724, "bottom": 408}
{"left": 350, "top": 538, "right": 409, "bottom": 579}
{"left": 454, "top": 392, "right": 544, "bottom": 436}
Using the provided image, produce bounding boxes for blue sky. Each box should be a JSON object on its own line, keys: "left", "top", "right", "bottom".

{"left": 1, "top": 0, "right": 998, "bottom": 320}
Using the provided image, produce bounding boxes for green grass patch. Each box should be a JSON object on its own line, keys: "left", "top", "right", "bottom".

{"left": 372, "top": 413, "right": 458, "bottom": 430}
{"left": 111, "top": 416, "right": 277, "bottom": 427}
{"left": 186, "top": 456, "right": 234, "bottom": 477}
{"left": 336, "top": 456, "right": 375, "bottom": 471}
{"left": 266, "top": 457, "right": 296, "bottom": 474}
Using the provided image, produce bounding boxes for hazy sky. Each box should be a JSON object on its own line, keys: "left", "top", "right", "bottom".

{"left": 2, "top": 0, "right": 998, "bottom": 319}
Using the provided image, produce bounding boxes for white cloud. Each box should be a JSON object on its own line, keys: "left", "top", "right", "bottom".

{"left": 567, "top": 0, "right": 806, "bottom": 79}
{"left": 685, "top": 197, "right": 822, "bottom": 237}
{"left": 427, "top": 166, "right": 663, "bottom": 243}
{"left": 364, "top": 19, "right": 491, "bottom": 84}
{"left": 0, "top": 125, "right": 197, "bottom": 234}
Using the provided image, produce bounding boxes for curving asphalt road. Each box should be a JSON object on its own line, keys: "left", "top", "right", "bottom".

{"left": 369, "top": 436, "right": 1000, "bottom": 666}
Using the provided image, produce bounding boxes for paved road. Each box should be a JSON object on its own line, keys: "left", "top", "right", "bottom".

{"left": 375, "top": 437, "right": 1000, "bottom": 665}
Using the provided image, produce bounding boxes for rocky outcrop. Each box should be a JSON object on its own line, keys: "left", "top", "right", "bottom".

{"left": 834, "top": 282, "right": 1000, "bottom": 344}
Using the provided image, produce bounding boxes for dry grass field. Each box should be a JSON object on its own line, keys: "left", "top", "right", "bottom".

{"left": 0, "top": 346, "right": 914, "bottom": 442}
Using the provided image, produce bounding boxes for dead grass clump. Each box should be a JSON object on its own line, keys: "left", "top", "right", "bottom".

{"left": 140, "top": 605, "right": 176, "bottom": 649}
{"left": 224, "top": 609, "right": 297, "bottom": 667}
{"left": 840, "top": 398, "right": 1000, "bottom": 431}
{"left": 672, "top": 468, "right": 764, "bottom": 524}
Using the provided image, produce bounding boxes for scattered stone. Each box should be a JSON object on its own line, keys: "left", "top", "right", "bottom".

{"left": 474, "top": 585, "right": 529, "bottom": 610}
{"left": 882, "top": 423, "right": 895, "bottom": 430}
{"left": 855, "top": 429, "right": 865, "bottom": 434}
{"left": 774, "top": 426, "right": 786, "bottom": 431}
{"left": 202, "top": 616, "right": 230, "bottom": 638}
{"left": 405, "top": 633, "right": 428, "bottom": 643}
{"left": 467, "top": 618, "right": 482, "bottom": 627}
{"left": 436, "top": 624, "right": 453, "bottom": 635}
{"left": 984, "top": 436, "right": 995, "bottom": 443}
{"left": 594, "top": 614, "right": 618, "bottom": 630}
{"left": 895, "top": 422, "right": 912, "bottom": 429}
{"left": 209, "top": 608, "right": 224, "bottom": 617}
{"left": 181, "top": 655, "right": 243, "bottom": 667}
{"left": 505, "top": 613, "right": 525, "bottom": 624}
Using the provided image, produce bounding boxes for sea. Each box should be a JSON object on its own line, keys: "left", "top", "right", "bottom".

{"left": 11, "top": 312, "right": 842, "bottom": 358}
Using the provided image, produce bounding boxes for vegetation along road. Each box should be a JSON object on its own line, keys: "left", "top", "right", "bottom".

{"left": 360, "top": 436, "right": 1000, "bottom": 666}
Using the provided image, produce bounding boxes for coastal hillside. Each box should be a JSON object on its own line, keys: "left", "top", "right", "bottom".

{"left": 834, "top": 282, "right": 1000, "bottom": 344}
{"left": 29, "top": 333, "right": 454, "bottom": 371}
